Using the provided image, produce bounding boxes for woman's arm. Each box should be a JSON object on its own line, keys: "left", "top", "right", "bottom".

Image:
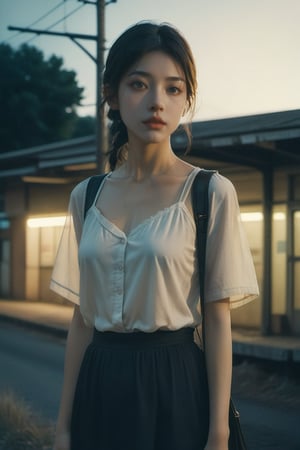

{"left": 204, "top": 298, "right": 232, "bottom": 450}
{"left": 54, "top": 305, "right": 94, "bottom": 450}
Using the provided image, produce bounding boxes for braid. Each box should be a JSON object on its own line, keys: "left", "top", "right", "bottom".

{"left": 107, "top": 109, "right": 128, "bottom": 171}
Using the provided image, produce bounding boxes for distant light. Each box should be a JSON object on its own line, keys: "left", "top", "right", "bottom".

{"left": 241, "top": 212, "right": 263, "bottom": 222}
{"left": 273, "top": 212, "right": 286, "bottom": 221}
{"left": 240, "top": 212, "right": 286, "bottom": 222}
{"left": 64, "top": 162, "right": 96, "bottom": 171}
{"left": 27, "top": 216, "right": 66, "bottom": 228}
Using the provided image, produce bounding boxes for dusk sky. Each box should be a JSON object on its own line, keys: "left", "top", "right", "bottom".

{"left": 1, "top": 0, "right": 299, "bottom": 121}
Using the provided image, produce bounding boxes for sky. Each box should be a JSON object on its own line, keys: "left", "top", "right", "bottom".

{"left": 0, "top": 0, "right": 299, "bottom": 121}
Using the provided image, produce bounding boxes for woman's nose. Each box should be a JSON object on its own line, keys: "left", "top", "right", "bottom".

{"left": 149, "top": 88, "right": 164, "bottom": 111}
{"left": 150, "top": 103, "right": 163, "bottom": 112}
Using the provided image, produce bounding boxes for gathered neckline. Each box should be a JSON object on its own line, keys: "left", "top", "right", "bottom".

{"left": 90, "top": 167, "right": 200, "bottom": 238}
{"left": 91, "top": 200, "right": 193, "bottom": 239}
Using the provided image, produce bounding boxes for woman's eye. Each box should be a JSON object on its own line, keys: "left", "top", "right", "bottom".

{"left": 167, "top": 86, "right": 181, "bottom": 95}
{"left": 130, "top": 80, "right": 146, "bottom": 90}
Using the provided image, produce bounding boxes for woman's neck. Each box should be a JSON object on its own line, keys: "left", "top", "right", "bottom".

{"left": 118, "top": 143, "right": 178, "bottom": 182}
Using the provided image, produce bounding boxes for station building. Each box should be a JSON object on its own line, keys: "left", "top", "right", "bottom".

{"left": 1, "top": 109, "right": 300, "bottom": 336}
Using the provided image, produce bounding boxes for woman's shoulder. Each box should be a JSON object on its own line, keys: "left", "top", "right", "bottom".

{"left": 71, "top": 177, "right": 91, "bottom": 197}
{"left": 68, "top": 177, "right": 92, "bottom": 216}
{"left": 209, "top": 171, "right": 237, "bottom": 201}
{"left": 70, "top": 176, "right": 102, "bottom": 205}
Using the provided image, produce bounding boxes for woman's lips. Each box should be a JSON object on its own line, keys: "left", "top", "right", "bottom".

{"left": 143, "top": 117, "right": 166, "bottom": 128}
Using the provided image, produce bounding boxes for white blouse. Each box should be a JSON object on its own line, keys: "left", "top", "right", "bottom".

{"left": 50, "top": 168, "right": 259, "bottom": 331}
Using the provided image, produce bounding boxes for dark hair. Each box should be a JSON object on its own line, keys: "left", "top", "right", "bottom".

{"left": 103, "top": 22, "right": 197, "bottom": 170}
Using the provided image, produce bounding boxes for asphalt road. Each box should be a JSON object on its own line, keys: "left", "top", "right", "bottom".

{"left": 0, "top": 321, "right": 299, "bottom": 450}
{"left": 0, "top": 321, "right": 65, "bottom": 420}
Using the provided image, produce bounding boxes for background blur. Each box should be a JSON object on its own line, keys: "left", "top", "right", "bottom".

{"left": 1, "top": 0, "right": 300, "bottom": 120}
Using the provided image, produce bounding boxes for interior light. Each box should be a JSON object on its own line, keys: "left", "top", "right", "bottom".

{"left": 241, "top": 212, "right": 263, "bottom": 222}
{"left": 241, "top": 212, "right": 286, "bottom": 222}
{"left": 27, "top": 216, "right": 66, "bottom": 228}
{"left": 64, "top": 162, "right": 96, "bottom": 171}
{"left": 273, "top": 212, "right": 286, "bottom": 221}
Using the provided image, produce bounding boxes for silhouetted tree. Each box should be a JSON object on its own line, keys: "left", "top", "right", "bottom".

{"left": 0, "top": 43, "right": 85, "bottom": 152}
{"left": 71, "top": 115, "right": 96, "bottom": 138}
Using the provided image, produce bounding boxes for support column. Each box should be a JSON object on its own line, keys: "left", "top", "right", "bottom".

{"left": 261, "top": 168, "right": 273, "bottom": 335}
{"left": 11, "top": 216, "right": 26, "bottom": 299}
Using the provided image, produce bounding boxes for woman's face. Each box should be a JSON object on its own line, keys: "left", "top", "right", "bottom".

{"left": 114, "top": 51, "right": 187, "bottom": 147}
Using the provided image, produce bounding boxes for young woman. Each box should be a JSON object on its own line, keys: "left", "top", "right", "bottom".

{"left": 51, "top": 22, "right": 259, "bottom": 450}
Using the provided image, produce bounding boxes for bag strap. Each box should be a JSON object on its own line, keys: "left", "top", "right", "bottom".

{"left": 193, "top": 170, "right": 248, "bottom": 448}
{"left": 191, "top": 169, "right": 216, "bottom": 349}
{"left": 84, "top": 174, "right": 108, "bottom": 219}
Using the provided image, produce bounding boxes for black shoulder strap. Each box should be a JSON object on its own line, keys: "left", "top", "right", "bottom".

{"left": 193, "top": 170, "right": 247, "bottom": 447}
{"left": 84, "top": 174, "right": 108, "bottom": 219}
{"left": 191, "top": 169, "right": 216, "bottom": 346}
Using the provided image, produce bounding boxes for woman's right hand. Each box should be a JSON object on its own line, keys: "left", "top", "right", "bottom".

{"left": 53, "top": 430, "right": 70, "bottom": 450}
{"left": 52, "top": 306, "right": 93, "bottom": 450}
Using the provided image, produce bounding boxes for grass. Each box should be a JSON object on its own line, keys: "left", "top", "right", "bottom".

{"left": 0, "top": 391, "right": 54, "bottom": 450}
{"left": 232, "top": 360, "right": 300, "bottom": 408}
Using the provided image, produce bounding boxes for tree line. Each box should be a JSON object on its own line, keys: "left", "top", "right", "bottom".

{"left": 0, "top": 43, "right": 96, "bottom": 153}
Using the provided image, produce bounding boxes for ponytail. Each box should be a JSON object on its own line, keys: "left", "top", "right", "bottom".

{"left": 107, "top": 109, "right": 128, "bottom": 171}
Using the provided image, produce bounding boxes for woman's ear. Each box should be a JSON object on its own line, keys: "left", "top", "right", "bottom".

{"left": 108, "top": 95, "right": 119, "bottom": 110}
{"left": 181, "top": 100, "right": 189, "bottom": 117}
{"left": 103, "top": 84, "right": 119, "bottom": 110}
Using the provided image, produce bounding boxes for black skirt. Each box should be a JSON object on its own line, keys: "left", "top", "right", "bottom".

{"left": 71, "top": 328, "right": 209, "bottom": 450}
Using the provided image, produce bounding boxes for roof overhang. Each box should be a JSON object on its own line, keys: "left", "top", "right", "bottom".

{"left": 1, "top": 109, "right": 300, "bottom": 181}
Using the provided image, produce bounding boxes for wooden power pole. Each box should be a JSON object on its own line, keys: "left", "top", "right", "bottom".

{"left": 96, "top": 0, "right": 107, "bottom": 173}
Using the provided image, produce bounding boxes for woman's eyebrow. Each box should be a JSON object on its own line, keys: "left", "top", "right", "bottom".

{"left": 127, "top": 70, "right": 185, "bottom": 83}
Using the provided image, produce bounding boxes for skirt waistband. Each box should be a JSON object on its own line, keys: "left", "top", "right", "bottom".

{"left": 92, "top": 328, "right": 195, "bottom": 349}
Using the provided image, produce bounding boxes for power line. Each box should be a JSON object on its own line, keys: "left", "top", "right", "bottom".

{"left": 45, "top": 3, "right": 86, "bottom": 32}
{"left": 2, "top": 1, "right": 66, "bottom": 44}
{"left": 8, "top": 27, "right": 96, "bottom": 42}
{"left": 27, "top": 1, "right": 67, "bottom": 28}
{"left": 23, "top": 2, "right": 86, "bottom": 45}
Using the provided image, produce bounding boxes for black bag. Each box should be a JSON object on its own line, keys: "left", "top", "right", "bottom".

{"left": 84, "top": 171, "right": 248, "bottom": 449}
{"left": 192, "top": 169, "right": 247, "bottom": 450}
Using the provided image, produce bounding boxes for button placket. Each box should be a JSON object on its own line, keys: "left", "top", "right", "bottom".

{"left": 111, "top": 236, "right": 126, "bottom": 326}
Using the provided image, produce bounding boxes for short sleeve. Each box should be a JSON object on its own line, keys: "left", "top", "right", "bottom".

{"left": 49, "top": 179, "right": 89, "bottom": 304}
{"left": 204, "top": 173, "right": 259, "bottom": 308}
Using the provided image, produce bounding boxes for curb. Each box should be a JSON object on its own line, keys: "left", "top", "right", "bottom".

{"left": 0, "top": 314, "right": 68, "bottom": 339}
{"left": 232, "top": 341, "right": 293, "bottom": 362}
{"left": 1, "top": 312, "right": 300, "bottom": 364}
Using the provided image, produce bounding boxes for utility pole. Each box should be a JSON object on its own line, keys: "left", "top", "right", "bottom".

{"left": 8, "top": 0, "right": 117, "bottom": 174}
{"left": 96, "top": 0, "right": 107, "bottom": 173}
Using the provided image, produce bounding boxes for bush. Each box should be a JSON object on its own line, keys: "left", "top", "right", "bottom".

{"left": 0, "top": 391, "right": 54, "bottom": 450}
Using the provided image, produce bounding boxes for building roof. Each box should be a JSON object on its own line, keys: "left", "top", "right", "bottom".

{"left": 185, "top": 109, "right": 300, "bottom": 169}
{"left": 1, "top": 109, "right": 300, "bottom": 180}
